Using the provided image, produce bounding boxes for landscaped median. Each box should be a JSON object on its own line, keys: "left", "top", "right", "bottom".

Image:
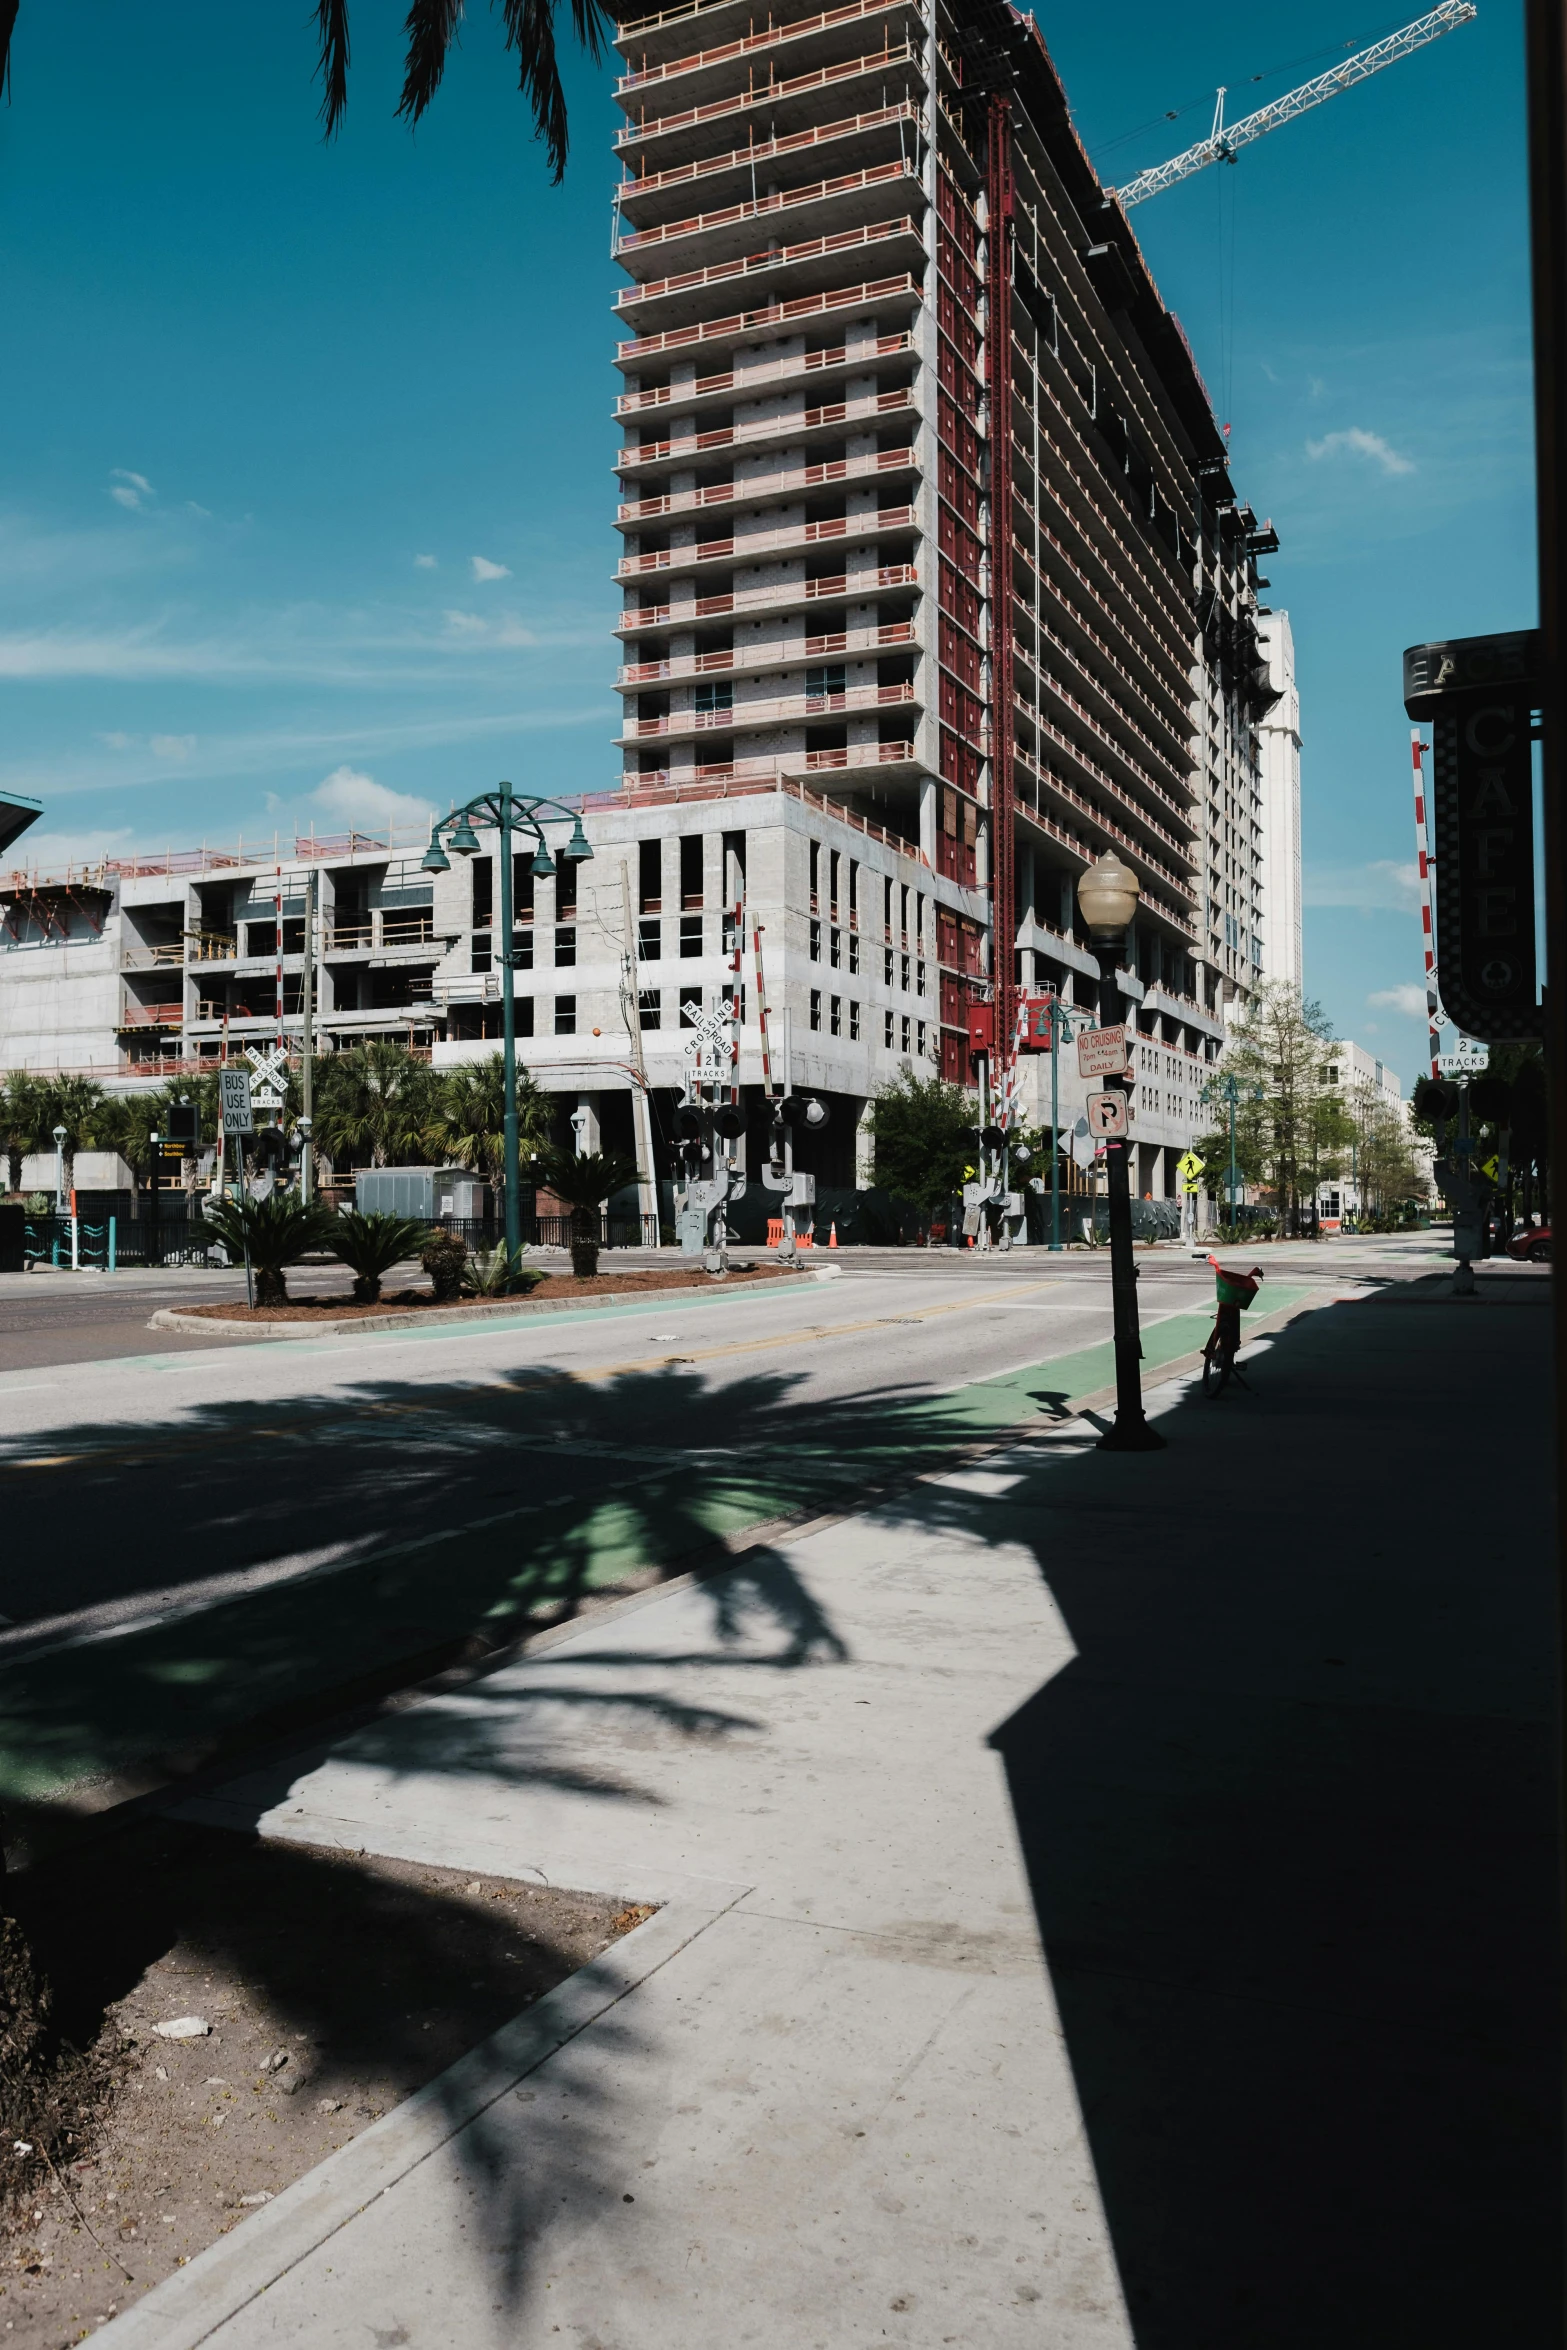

{"left": 149, "top": 1263, "right": 822, "bottom": 1339}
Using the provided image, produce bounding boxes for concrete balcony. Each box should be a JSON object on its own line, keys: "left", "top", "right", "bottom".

{"left": 617, "top": 265, "right": 921, "bottom": 372}
{"left": 1012, "top": 756, "right": 1196, "bottom": 937}
{"left": 617, "top": 332, "right": 912, "bottom": 425}
{"left": 1012, "top": 709, "right": 1192, "bottom": 865}
{"left": 1017, "top": 668, "right": 1193, "bottom": 830}
{"left": 615, "top": 100, "right": 923, "bottom": 225}
{"left": 117, "top": 997, "right": 185, "bottom": 1031}
{"left": 618, "top": 617, "right": 914, "bottom": 686}
{"left": 615, "top": 216, "right": 925, "bottom": 334}
{"left": 617, "top": 445, "right": 916, "bottom": 529}
{"left": 616, "top": 161, "right": 921, "bottom": 276}
{"left": 620, "top": 231, "right": 925, "bottom": 347}
{"left": 619, "top": 386, "right": 914, "bottom": 480}
{"left": 618, "top": 0, "right": 858, "bottom": 67}
{"left": 119, "top": 942, "right": 186, "bottom": 970}
{"left": 619, "top": 559, "right": 918, "bottom": 635}
{"left": 627, "top": 738, "right": 920, "bottom": 793}
{"left": 1014, "top": 609, "right": 1195, "bottom": 786}
{"left": 619, "top": 680, "right": 917, "bottom": 745}
{"left": 617, "top": 502, "right": 916, "bottom": 583}
{"left": 616, "top": 0, "right": 922, "bottom": 109}
{"left": 615, "top": 39, "right": 925, "bottom": 173}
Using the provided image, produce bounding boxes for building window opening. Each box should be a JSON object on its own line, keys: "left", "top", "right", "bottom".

{"left": 554, "top": 995, "right": 576, "bottom": 1036}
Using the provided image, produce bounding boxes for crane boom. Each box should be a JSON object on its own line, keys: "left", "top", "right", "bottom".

{"left": 1110, "top": 2, "right": 1477, "bottom": 211}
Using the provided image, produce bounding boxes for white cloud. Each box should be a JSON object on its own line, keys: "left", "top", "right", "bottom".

{"left": 414, "top": 553, "right": 438, "bottom": 569}
{"left": 108, "top": 468, "right": 155, "bottom": 511}
{"left": 1369, "top": 983, "right": 1431, "bottom": 1017}
{"left": 5, "top": 825, "right": 138, "bottom": 871}
{"left": 1303, "top": 860, "right": 1423, "bottom": 913}
{"left": 149, "top": 732, "right": 196, "bottom": 760}
{"left": 307, "top": 764, "right": 434, "bottom": 832}
{"left": 470, "top": 555, "right": 511, "bottom": 582}
{"left": 98, "top": 730, "right": 133, "bottom": 750}
{"left": 1304, "top": 426, "right": 1415, "bottom": 477}
{"left": 443, "top": 609, "right": 488, "bottom": 634}
{"left": 441, "top": 608, "right": 537, "bottom": 647}
{"left": 185, "top": 501, "right": 213, "bottom": 519}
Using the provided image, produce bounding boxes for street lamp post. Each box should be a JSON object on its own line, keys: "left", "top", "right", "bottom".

{"left": 423, "top": 784, "right": 592, "bottom": 1278}
{"left": 1202, "top": 1070, "right": 1261, "bottom": 1234}
{"left": 1077, "top": 852, "right": 1165, "bottom": 1452}
{"left": 51, "top": 1123, "right": 67, "bottom": 1215}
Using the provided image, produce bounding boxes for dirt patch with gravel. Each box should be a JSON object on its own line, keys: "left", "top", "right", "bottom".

{"left": 1, "top": 1821, "right": 651, "bottom": 2345}
{"left": 177, "top": 1262, "right": 806, "bottom": 1321}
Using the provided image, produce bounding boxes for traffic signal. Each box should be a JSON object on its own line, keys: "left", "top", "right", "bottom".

{"left": 1412, "top": 1077, "right": 1459, "bottom": 1124}
{"left": 672, "top": 1103, "right": 705, "bottom": 1143}
{"left": 709, "top": 1104, "right": 745, "bottom": 1140}
{"left": 1468, "top": 1075, "right": 1513, "bottom": 1123}
{"left": 165, "top": 1101, "right": 201, "bottom": 1146}
{"left": 250, "top": 1126, "right": 291, "bottom": 1169}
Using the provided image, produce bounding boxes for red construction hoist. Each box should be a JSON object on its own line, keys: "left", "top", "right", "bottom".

{"left": 986, "top": 95, "right": 1018, "bottom": 1078}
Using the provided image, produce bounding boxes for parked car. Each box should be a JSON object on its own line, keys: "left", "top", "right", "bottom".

{"left": 1506, "top": 1223, "right": 1552, "bottom": 1263}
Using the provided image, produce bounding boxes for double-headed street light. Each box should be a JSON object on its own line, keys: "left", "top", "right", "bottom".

{"left": 1077, "top": 850, "right": 1165, "bottom": 1452}
{"left": 423, "top": 785, "right": 592, "bottom": 1272}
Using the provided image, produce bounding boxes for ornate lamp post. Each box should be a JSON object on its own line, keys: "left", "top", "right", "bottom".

{"left": 423, "top": 785, "right": 592, "bottom": 1274}
{"left": 1077, "top": 851, "right": 1165, "bottom": 1452}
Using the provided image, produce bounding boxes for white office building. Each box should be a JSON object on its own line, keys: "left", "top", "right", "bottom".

{"left": 1256, "top": 609, "right": 1303, "bottom": 993}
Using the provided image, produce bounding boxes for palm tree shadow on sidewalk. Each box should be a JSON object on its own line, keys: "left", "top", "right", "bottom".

{"left": 985, "top": 1287, "right": 1561, "bottom": 2348}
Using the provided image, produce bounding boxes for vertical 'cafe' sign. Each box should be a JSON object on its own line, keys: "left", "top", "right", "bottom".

{"left": 1403, "top": 630, "right": 1543, "bottom": 1043}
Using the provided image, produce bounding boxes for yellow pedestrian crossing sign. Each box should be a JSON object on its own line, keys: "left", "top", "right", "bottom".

{"left": 1178, "top": 1151, "right": 1205, "bottom": 1194}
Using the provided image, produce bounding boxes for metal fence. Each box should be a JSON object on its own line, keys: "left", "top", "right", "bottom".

{"left": 21, "top": 1214, "right": 219, "bottom": 1270}
{"left": 433, "top": 1213, "right": 660, "bottom": 1251}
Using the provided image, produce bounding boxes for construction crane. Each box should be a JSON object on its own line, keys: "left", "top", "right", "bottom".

{"left": 1110, "top": 2, "right": 1477, "bottom": 211}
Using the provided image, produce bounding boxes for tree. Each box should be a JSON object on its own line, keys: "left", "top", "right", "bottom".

{"left": 201, "top": 1195, "right": 336, "bottom": 1309}
{"left": 0, "top": 1, "right": 612, "bottom": 183}
{"left": 327, "top": 1210, "right": 432, "bottom": 1305}
{"left": 1349, "top": 1085, "right": 1424, "bottom": 1221}
{"left": 30, "top": 1075, "right": 107, "bottom": 1201}
{"left": 0, "top": 1072, "right": 49, "bottom": 1195}
{"left": 312, "top": 1041, "right": 438, "bottom": 1171}
{"left": 1213, "top": 984, "right": 1343, "bottom": 1234}
{"left": 428, "top": 1053, "right": 551, "bottom": 1193}
{"left": 535, "top": 1146, "right": 638, "bottom": 1278}
{"left": 866, "top": 1069, "right": 976, "bottom": 1219}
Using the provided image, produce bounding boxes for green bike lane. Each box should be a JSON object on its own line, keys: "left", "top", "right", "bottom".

{"left": 0, "top": 1280, "right": 1311, "bottom": 1819}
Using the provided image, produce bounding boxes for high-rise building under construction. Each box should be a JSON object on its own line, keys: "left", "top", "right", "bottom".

{"left": 611, "top": 0, "right": 1278, "bottom": 1173}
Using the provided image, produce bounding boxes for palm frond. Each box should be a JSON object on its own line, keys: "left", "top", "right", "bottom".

{"left": 315, "top": 0, "right": 352, "bottom": 139}
{"left": 0, "top": 0, "right": 17, "bottom": 105}
{"left": 397, "top": 0, "right": 465, "bottom": 125}
{"left": 499, "top": 0, "right": 570, "bottom": 182}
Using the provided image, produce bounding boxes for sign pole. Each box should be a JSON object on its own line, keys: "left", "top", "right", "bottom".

{"left": 1049, "top": 1003, "right": 1062, "bottom": 1253}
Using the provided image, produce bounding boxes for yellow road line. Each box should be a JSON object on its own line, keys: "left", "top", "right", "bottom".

{"left": 6, "top": 1281, "right": 1067, "bottom": 1470}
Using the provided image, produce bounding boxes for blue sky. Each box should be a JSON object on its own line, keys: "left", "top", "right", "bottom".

{"left": 0, "top": 1, "right": 1535, "bottom": 1087}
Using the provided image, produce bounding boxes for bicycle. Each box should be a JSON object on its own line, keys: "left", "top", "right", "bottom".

{"left": 1201, "top": 1258, "right": 1264, "bottom": 1395}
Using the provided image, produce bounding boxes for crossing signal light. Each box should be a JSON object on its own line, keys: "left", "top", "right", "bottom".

{"left": 672, "top": 1103, "right": 705, "bottom": 1142}
{"left": 710, "top": 1104, "right": 746, "bottom": 1139}
{"left": 774, "top": 1095, "right": 830, "bottom": 1130}
{"left": 1412, "top": 1077, "right": 1459, "bottom": 1124}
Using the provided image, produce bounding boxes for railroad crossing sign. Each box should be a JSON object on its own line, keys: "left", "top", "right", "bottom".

{"left": 1437, "top": 1038, "right": 1490, "bottom": 1074}
{"left": 1077, "top": 1025, "right": 1130, "bottom": 1079}
{"left": 244, "top": 1042, "right": 291, "bottom": 1110}
{"left": 1178, "top": 1150, "right": 1205, "bottom": 1194}
{"left": 682, "top": 996, "right": 736, "bottom": 1083}
{"left": 1085, "top": 1089, "right": 1130, "bottom": 1138}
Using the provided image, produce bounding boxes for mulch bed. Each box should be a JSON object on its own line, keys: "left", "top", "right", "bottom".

{"left": 178, "top": 1264, "right": 807, "bottom": 1322}
{"left": 1, "top": 1822, "right": 652, "bottom": 2344}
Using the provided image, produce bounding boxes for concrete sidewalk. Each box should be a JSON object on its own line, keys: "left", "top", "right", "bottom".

{"left": 102, "top": 1270, "right": 1558, "bottom": 2350}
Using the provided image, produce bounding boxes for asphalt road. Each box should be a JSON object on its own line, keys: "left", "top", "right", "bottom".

{"left": 0, "top": 1232, "right": 1491, "bottom": 1817}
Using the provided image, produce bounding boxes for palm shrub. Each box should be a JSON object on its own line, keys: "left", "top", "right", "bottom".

{"left": 201, "top": 1195, "right": 336, "bottom": 1308}
{"left": 535, "top": 1147, "right": 639, "bottom": 1279}
{"left": 462, "top": 1242, "right": 543, "bottom": 1298}
{"left": 327, "top": 1210, "right": 432, "bottom": 1305}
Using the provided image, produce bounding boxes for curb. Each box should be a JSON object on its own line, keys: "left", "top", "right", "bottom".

{"left": 147, "top": 1264, "right": 838, "bottom": 1340}
{"left": 90, "top": 1897, "right": 735, "bottom": 2350}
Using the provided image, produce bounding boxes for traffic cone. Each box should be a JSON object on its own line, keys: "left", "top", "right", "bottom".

{"left": 828, "top": 1220, "right": 838, "bottom": 1248}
